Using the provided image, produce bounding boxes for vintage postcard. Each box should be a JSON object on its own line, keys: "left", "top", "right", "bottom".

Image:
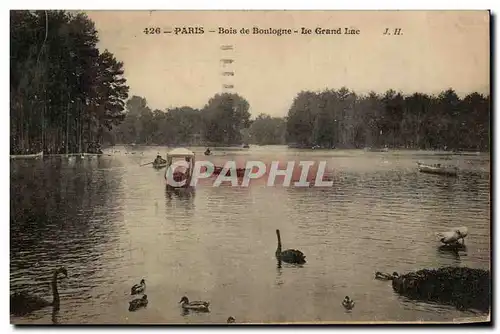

{"left": 10, "top": 10, "right": 490, "bottom": 325}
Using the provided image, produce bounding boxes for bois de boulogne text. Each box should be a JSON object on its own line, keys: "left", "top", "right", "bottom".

{"left": 144, "top": 26, "right": 363, "bottom": 36}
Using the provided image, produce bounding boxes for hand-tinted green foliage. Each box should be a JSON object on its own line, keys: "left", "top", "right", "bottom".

{"left": 285, "top": 87, "right": 490, "bottom": 151}
{"left": 10, "top": 10, "right": 129, "bottom": 154}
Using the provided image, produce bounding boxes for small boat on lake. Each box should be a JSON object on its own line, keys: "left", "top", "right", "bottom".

{"left": 164, "top": 148, "right": 195, "bottom": 188}
{"left": 10, "top": 151, "right": 43, "bottom": 159}
{"left": 149, "top": 153, "right": 167, "bottom": 169}
{"left": 152, "top": 156, "right": 167, "bottom": 169}
{"left": 152, "top": 161, "right": 167, "bottom": 169}
{"left": 212, "top": 166, "right": 248, "bottom": 178}
{"left": 365, "top": 147, "right": 389, "bottom": 152}
{"left": 417, "top": 162, "right": 458, "bottom": 176}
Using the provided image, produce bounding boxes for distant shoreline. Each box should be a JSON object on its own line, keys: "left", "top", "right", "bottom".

{"left": 100, "top": 143, "right": 490, "bottom": 154}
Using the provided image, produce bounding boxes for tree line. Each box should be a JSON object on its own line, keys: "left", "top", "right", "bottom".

{"left": 10, "top": 10, "right": 129, "bottom": 155}
{"left": 10, "top": 11, "right": 489, "bottom": 153}
{"left": 109, "top": 88, "right": 489, "bottom": 151}
{"left": 107, "top": 93, "right": 252, "bottom": 147}
{"left": 286, "top": 88, "right": 490, "bottom": 151}
{"left": 106, "top": 94, "right": 286, "bottom": 147}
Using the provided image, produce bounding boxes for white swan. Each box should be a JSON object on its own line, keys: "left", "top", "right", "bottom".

{"left": 435, "top": 227, "right": 468, "bottom": 244}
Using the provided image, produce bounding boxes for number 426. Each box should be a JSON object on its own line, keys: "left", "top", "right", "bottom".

{"left": 144, "top": 27, "right": 161, "bottom": 34}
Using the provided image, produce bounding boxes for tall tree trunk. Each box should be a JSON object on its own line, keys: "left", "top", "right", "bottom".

{"left": 65, "top": 93, "right": 70, "bottom": 154}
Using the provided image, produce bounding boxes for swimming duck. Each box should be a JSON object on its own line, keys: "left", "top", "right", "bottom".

{"left": 342, "top": 296, "right": 355, "bottom": 310}
{"left": 131, "top": 279, "right": 146, "bottom": 295}
{"left": 179, "top": 296, "right": 210, "bottom": 312}
{"left": 375, "top": 271, "right": 399, "bottom": 280}
{"left": 128, "top": 295, "right": 148, "bottom": 312}
{"left": 227, "top": 316, "right": 235, "bottom": 323}
{"left": 275, "top": 229, "right": 306, "bottom": 264}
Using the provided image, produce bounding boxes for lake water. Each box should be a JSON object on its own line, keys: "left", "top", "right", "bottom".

{"left": 10, "top": 146, "right": 491, "bottom": 324}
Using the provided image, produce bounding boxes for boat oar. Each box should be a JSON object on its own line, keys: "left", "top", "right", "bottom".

{"left": 140, "top": 161, "right": 154, "bottom": 166}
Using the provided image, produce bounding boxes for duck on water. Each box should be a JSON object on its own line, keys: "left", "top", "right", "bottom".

{"left": 129, "top": 295, "right": 148, "bottom": 312}
{"left": 342, "top": 296, "right": 355, "bottom": 310}
{"left": 131, "top": 278, "right": 146, "bottom": 295}
{"left": 275, "top": 229, "right": 306, "bottom": 264}
{"left": 10, "top": 267, "right": 68, "bottom": 316}
{"left": 179, "top": 296, "right": 210, "bottom": 312}
{"left": 375, "top": 271, "right": 399, "bottom": 281}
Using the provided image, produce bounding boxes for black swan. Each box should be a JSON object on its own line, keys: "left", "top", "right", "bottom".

{"left": 129, "top": 295, "right": 148, "bottom": 311}
{"left": 275, "top": 229, "right": 306, "bottom": 264}
{"left": 131, "top": 278, "right": 146, "bottom": 295}
{"left": 10, "top": 267, "right": 68, "bottom": 316}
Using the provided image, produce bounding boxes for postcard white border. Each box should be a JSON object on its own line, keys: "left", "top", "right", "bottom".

{"left": 2, "top": 1, "right": 497, "bottom": 334}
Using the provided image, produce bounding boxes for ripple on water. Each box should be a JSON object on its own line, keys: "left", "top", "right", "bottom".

{"left": 10, "top": 149, "right": 490, "bottom": 324}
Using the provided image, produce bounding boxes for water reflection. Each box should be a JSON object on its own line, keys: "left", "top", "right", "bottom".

{"left": 275, "top": 259, "right": 284, "bottom": 286}
{"left": 181, "top": 308, "right": 190, "bottom": 317}
{"left": 51, "top": 309, "right": 59, "bottom": 325}
{"left": 165, "top": 186, "right": 196, "bottom": 200}
{"left": 165, "top": 186, "right": 196, "bottom": 216}
{"left": 437, "top": 244, "right": 468, "bottom": 263}
{"left": 11, "top": 148, "right": 490, "bottom": 323}
{"left": 10, "top": 156, "right": 125, "bottom": 324}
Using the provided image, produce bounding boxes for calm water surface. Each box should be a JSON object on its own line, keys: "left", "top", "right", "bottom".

{"left": 10, "top": 146, "right": 490, "bottom": 324}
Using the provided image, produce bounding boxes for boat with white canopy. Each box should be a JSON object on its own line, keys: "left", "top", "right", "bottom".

{"left": 164, "top": 148, "right": 196, "bottom": 188}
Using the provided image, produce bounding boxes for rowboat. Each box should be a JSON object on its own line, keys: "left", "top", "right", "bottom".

{"left": 363, "top": 147, "right": 389, "bottom": 152}
{"left": 212, "top": 166, "right": 249, "bottom": 178}
{"left": 417, "top": 162, "right": 458, "bottom": 176}
{"left": 10, "top": 151, "right": 43, "bottom": 159}
{"left": 153, "top": 161, "right": 167, "bottom": 169}
{"left": 164, "top": 148, "right": 195, "bottom": 188}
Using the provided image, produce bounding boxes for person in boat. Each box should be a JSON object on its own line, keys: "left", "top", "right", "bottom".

{"left": 154, "top": 154, "right": 165, "bottom": 164}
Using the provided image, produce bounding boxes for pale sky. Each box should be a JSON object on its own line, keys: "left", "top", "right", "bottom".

{"left": 86, "top": 10, "right": 490, "bottom": 117}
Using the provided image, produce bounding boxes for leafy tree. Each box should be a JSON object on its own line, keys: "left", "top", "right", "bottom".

{"left": 249, "top": 114, "right": 286, "bottom": 145}
{"left": 10, "top": 10, "right": 129, "bottom": 154}
{"left": 285, "top": 91, "right": 318, "bottom": 147}
{"left": 285, "top": 88, "right": 489, "bottom": 151}
{"left": 201, "top": 93, "right": 251, "bottom": 145}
